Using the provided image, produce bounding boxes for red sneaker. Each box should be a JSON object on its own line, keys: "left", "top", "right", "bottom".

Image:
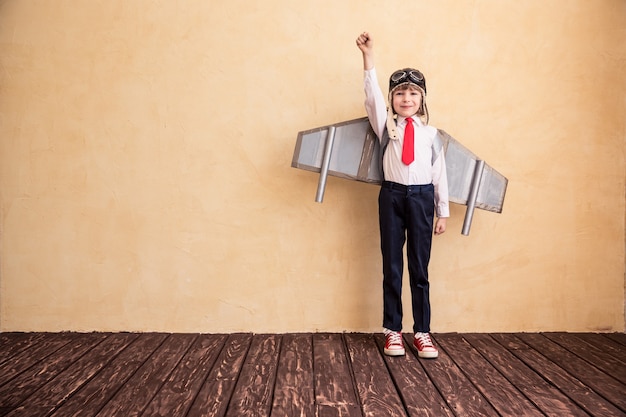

{"left": 414, "top": 333, "right": 439, "bottom": 358}
{"left": 384, "top": 331, "right": 406, "bottom": 356}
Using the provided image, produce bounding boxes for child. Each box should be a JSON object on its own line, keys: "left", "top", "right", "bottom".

{"left": 356, "top": 32, "right": 449, "bottom": 358}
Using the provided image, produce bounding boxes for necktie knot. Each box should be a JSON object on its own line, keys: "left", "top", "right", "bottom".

{"left": 402, "top": 117, "right": 414, "bottom": 165}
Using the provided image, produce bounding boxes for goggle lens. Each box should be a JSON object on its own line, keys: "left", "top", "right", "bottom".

{"left": 391, "top": 70, "right": 424, "bottom": 84}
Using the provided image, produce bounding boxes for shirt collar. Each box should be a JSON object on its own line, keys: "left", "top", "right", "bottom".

{"left": 402, "top": 116, "right": 423, "bottom": 127}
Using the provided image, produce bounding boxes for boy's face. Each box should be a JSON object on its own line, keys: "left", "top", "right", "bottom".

{"left": 391, "top": 86, "right": 422, "bottom": 118}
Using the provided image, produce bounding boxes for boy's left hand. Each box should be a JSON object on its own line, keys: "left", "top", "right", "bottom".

{"left": 434, "top": 218, "right": 447, "bottom": 235}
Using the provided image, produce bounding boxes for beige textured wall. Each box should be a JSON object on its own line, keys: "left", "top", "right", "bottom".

{"left": 1, "top": 0, "right": 624, "bottom": 333}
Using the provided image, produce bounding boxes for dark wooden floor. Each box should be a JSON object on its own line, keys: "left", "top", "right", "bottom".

{"left": 0, "top": 332, "right": 624, "bottom": 416}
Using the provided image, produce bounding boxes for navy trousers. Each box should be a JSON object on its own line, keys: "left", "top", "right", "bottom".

{"left": 379, "top": 181, "right": 435, "bottom": 334}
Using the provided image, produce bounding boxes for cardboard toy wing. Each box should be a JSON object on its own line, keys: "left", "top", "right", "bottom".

{"left": 291, "top": 117, "right": 508, "bottom": 235}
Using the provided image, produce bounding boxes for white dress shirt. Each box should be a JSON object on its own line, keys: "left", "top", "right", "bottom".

{"left": 364, "top": 68, "right": 450, "bottom": 218}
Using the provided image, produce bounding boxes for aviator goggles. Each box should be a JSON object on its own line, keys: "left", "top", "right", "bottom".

{"left": 389, "top": 68, "right": 426, "bottom": 94}
{"left": 390, "top": 70, "right": 424, "bottom": 84}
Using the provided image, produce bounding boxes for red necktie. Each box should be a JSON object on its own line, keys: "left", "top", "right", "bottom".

{"left": 402, "top": 117, "right": 414, "bottom": 165}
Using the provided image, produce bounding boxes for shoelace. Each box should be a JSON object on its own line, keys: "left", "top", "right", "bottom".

{"left": 386, "top": 332, "right": 403, "bottom": 346}
{"left": 415, "top": 333, "right": 434, "bottom": 348}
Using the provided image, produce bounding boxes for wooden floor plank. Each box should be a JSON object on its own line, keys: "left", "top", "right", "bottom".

{"left": 313, "top": 333, "right": 362, "bottom": 417}
{"left": 186, "top": 333, "right": 252, "bottom": 417}
{"left": 578, "top": 333, "right": 626, "bottom": 364}
{"left": 270, "top": 333, "right": 315, "bottom": 417}
{"left": 373, "top": 334, "right": 454, "bottom": 417}
{"left": 345, "top": 333, "right": 406, "bottom": 417}
{"left": 517, "top": 333, "right": 626, "bottom": 413}
{"left": 225, "top": 334, "right": 281, "bottom": 417}
{"left": 49, "top": 333, "right": 169, "bottom": 417}
{"left": 604, "top": 333, "right": 626, "bottom": 347}
{"left": 95, "top": 333, "right": 197, "bottom": 417}
{"left": 0, "top": 333, "right": 45, "bottom": 366}
{"left": 0, "top": 333, "right": 108, "bottom": 412}
{"left": 4, "top": 333, "right": 138, "bottom": 417}
{"left": 492, "top": 333, "right": 624, "bottom": 417}
{"left": 543, "top": 332, "right": 626, "bottom": 384}
{"left": 0, "top": 332, "right": 622, "bottom": 417}
{"left": 464, "top": 334, "right": 589, "bottom": 417}
{"left": 0, "top": 333, "right": 72, "bottom": 387}
{"left": 436, "top": 333, "right": 544, "bottom": 416}
{"left": 415, "top": 334, "right": 499, "bottom": 416}
{"left": 140, "top": 334, "right": 228, "bottom": 417}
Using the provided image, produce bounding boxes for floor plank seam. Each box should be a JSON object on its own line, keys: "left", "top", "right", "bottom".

{"left": 436, "top": 334, "right": 501, "bottom": 416}
{"left": 375, "top": 334, "right": 412, "bottom": 416}
{"left": 503, "top": 334, "right": 618, "bottom": 416}
{"left": 341, "top": 333, "right": 366, "bottom": 417}
{"left": 185, "top": 335, "right": 228, "bottom": 416}
{"left": 224, "top": 333, "right": 254, "bottom": 416}
{"left": 146, "top": 333, "right": 200, "bottom": 417}
{"left": 54, "top": 333, "right": 137, "bottom": 417}
{"left": 102, "top": 333, "right": 169, "bottom": 417}
{"left": 266, "top": 334, "right": 283, "bottom": 417}
{"left": 540, "top": 333, "right": 626, "bottom": 414}
{"left": 485, "top": 334, "right": 553, "bottom": 416}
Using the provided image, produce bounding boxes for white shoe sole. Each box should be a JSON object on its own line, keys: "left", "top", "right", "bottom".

{"left": 417, "top": 349, "right": 438, "bottom": 359}
{"left": 384, "top": 348, "right": 406, "bottom": 356}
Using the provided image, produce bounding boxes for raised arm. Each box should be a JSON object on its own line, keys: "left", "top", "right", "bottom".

{"left": 356, "top": 32, "right": 374, "bottom": 70}
{"left": 356, "top": 31, "right": 386, "bottom": 139}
